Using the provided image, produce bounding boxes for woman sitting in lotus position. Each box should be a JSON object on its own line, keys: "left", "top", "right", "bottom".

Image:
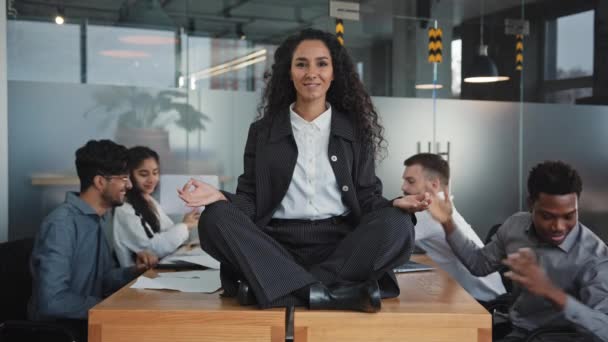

{"left": 179, "top": 28, "right": 429, "bottom": 312}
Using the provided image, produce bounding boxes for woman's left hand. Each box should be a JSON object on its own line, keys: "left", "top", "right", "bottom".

{"left": 393, "top": 193, "right": 431, "bottom": 213}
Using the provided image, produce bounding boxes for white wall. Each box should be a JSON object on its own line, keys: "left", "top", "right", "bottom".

{"left": 1, "top": 0, "right": 8, "bottom": 242}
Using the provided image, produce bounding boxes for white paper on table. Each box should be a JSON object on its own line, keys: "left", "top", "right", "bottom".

{"left": 159, "top": 246, "right": 220, "bottom": 269}
{"left": 131, "top": 270, "right": 221, "bottom": 293}
{"left": 159, "top": 174, "right": 219, "bottom": 215}
{"left": 157, "top": 270, "right": 213, "bottom": 279}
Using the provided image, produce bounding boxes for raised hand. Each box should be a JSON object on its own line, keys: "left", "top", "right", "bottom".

{"left": 427, "top": 185, "right": 453, "bottom": 225}
{"left": 502, "top": 247, "right": 566, "bottom": 309}
{"left": 177, "top": 178, "right": 226, "bottom": 208}
{"left": 393, "top": 192, "right": 432, "bottom": 213}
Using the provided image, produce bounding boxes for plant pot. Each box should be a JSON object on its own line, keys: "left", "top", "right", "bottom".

{"left": 114, "top": 126, "right": 172, "bottom": 166}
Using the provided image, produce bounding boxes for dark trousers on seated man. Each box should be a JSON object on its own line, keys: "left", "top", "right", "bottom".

{"left": 199, "top": 201, "right": 415, "bottom": 309}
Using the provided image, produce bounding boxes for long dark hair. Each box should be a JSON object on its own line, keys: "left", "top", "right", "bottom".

{"left": 258, "top": 28, "right": 386, "bottom": 159}
{"left": 125, "top": 146, "right": 160, "bottom": 237}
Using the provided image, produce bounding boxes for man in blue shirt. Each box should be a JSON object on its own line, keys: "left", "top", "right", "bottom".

{"left": 28, "top": 140, "right": 158, "bottom": 341}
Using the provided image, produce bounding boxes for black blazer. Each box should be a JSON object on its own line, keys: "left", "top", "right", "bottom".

{"left": 223, "top": 108, "right": 392, "bottom": 228}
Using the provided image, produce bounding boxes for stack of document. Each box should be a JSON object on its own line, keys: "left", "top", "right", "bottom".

{"left": 131, "top": 270, "right": 221, "bottom": 293}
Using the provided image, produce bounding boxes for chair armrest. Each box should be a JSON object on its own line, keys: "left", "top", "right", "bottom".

{"left": 484, "top": 292, "right": 516, "bottom": 314}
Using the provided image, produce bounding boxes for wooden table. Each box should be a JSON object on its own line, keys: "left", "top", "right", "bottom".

{"left": 89, "top": 255, "right": 491, "bottom": 342}
{"left": 292, "top": 255, "right": 491, "bottom": 342}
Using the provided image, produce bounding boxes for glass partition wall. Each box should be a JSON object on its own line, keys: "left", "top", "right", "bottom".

{"left": 5, "top": 0, "right": 608, "bottom": 242}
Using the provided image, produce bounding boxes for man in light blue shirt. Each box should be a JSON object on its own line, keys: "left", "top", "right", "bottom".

{"left": 28, "top": 140, "right": 158, "bottom": 341}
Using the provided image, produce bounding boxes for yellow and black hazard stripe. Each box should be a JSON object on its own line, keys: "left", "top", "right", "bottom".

{"left": 428, "top": 27, "right": 442, "bottom": 63}
{"left": 336, "top": 19, "right": 344, "bottom": 46}
{"left": 515, "top": 34, "right": 523, "bottom": 70}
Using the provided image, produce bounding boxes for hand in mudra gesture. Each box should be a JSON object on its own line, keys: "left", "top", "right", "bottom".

{"left": 177, "top": 178, "right": 227, "bottom": 208}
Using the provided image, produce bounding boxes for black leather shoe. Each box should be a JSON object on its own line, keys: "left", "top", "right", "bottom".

{"left": 309, "top": 279, "right": 381, "bottom": 313}
{"left": 237, "top": 281, "right": 257, "bottom": 306}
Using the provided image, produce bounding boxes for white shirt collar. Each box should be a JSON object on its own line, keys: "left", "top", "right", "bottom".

{"left": 289, "top": 102, "right": 332, "bottom": 132}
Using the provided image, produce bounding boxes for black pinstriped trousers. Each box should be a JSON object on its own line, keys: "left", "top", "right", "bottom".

{"left": 198, "top": 201, "right": 415, "bottom": 308}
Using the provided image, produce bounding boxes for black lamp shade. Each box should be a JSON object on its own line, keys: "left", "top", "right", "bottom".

{"left": 463, "top": 47, "right": 509, "bottom": 83}
{"left": 469, "top": 54, "right": 499, "bottom": 78}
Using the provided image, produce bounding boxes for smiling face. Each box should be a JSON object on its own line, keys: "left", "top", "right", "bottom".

{"left": 131, "top": 157, "right": 160, "bottom": 196}
{"left": 100, "top": 173, "right": 132, "bottom": 207}
{"left": 530, "top": 192, "right": 578, "bottom": 246}
{"left": 290, "top": 39, "right": 334, "bottom": 105}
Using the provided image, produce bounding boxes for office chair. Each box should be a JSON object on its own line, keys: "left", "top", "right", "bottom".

{"left": 483, "top": 223, "right": 515, "bottom": 340}
{"left": 523, "top": 326, "right": 590, "bottom": 341}
{"left": 0, "top": 238, "right": 77, "bottom": 342}
{"left": 484, "top": 223, "right": 513, "bottom": 293}
{"left": 484, "top": 223, "right": 502, "bottom": 245}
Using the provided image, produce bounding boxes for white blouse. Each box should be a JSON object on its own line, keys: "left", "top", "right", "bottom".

{"left": 273, "top": 103, "right": 348, "bottom": 220}
{"left": 112, "top": 197, "right": 189, "bottom": 267}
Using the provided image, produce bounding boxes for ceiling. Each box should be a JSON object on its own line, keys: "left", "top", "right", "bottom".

{"left": 10, "top": 0, "right": 538, "bottom": 44}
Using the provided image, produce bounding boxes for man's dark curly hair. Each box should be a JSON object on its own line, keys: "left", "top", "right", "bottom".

{"left": 258, "top": 28, "right": 386, "bottom": 159}
{"left": 75, "top": 139, "right": 129, "bottom": 192}
{"left": 527, "top": 160, "right": 582, "bottom": 202}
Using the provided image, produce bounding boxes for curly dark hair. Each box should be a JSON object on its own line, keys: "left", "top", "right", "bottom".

{"left": 125, "top": 146, "right": 161, "bottom": 237}
{"left": 527, "top": 160, "right": 582, "bottom": 202}
{"left": 258, "top": 28, "right": 386, "bottom": 159}
{"left": 75, "top": 139, "right": 128, "bottom": 192}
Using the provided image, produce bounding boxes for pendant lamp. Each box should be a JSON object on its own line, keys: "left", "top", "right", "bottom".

{"left": 463, "top": 0, "right": 509, "bottom": 83}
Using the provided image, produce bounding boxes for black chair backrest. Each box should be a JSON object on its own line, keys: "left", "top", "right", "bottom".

{"left": 484, "top": 224, "right": 513, "bottom": 293}
{"left": 0, "top": 238, "right": 35, "bottom": 322}
{"left": 485, "top": 223, "right": 502, "bottom": 244}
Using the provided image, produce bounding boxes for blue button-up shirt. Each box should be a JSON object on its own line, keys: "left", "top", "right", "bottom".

{"left": 28, "top": 192, "right": 137, "bottom": 320}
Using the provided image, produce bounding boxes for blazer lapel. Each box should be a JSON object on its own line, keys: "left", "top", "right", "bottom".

{"left": 257, "top": 110, "right": 298, "bottom": 223}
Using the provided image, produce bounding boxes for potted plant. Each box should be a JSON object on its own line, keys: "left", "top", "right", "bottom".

{"left": 84, "top": 86, "right": 210, "bottom": 163}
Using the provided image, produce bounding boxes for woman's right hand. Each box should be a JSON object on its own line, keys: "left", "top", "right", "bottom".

{"left": 177, "top": 178, "right": 227, "bottom": 208}
{"left": 182, "top": 209, "right": 201, "bottom": 230}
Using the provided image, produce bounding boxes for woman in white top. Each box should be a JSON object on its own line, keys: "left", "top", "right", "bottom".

{"left": 113, "top": 146, "right": 199, "bottom": 267}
